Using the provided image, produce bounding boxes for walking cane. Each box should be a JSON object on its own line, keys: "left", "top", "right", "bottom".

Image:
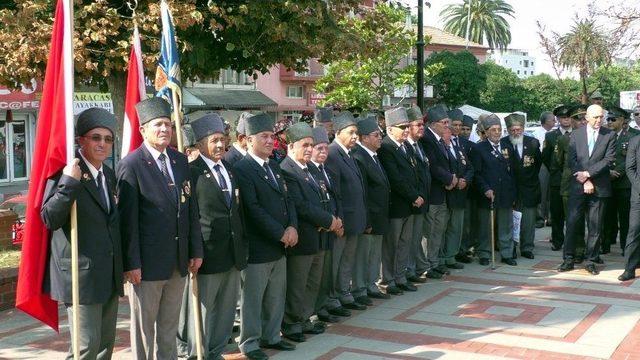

{"left": 490, "top": 199, "right": 496, "bottom": 270}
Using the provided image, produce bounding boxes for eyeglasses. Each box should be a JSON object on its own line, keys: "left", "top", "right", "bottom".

{"left": 83, "top": 134, "right": 114, "bottom": 144}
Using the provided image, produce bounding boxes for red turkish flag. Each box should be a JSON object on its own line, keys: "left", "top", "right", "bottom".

{"left": 15, "top": 0, "right": 75, "bottom": 331}
{"left": 121, "top": 25, "right": 145, "bottom": 158}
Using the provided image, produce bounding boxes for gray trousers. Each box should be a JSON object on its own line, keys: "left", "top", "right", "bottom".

{"left": 518, "top": 206, "right": 537, "bottom": 253}
{"left": 477, "top": 207, "right": 514, "bottom": 260}
{"left": 441, "top": 207, "right": 465, "bottom": 265}
{"left": 65, "top": 292, "right": 118, "bottom": 360}
{"left": 129, "top": 269, "right": 186, "bottom": 360}
{"left": 283, "top": 253, "right": 323, "bottom": 335}
{"left": 315, "top": 250, "right": 336, "bottom": 313}
{"left": 330, "top": 235, "right": 357, "bottom": 305}
{"left": 425, "top": 203, "right": 449, "bottom": 270}
{"left": 239, "top": 258, "right": 286, "bottom": 354}
{"left": 177, "top": 268, "right": 240, "bottom": 360}
{"left": 406, "top": 213, "right": 428, "bottom": 277}
{"left": 352, "top": 234, "right": 383, "bottom": 298}
{"left": 380, "top": 217, "right": 413, "bottom": 286}
{"left": 538, "top": 164, "right": 550, "bottom": 221}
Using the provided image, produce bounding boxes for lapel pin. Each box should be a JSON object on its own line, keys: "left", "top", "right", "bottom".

{"left": 147, "top": 161, "right": 152, "bottom": 165}
{"left": 205, "top": 173, "right": 211, "bottom": 178}
{"left": 264, "top": 176, "right": 269, "bottom": 180}
{"left": 82, "top": 173, "right": 89, "bottom": 181}
{"left": 172, "top": 159, "right": 176, "bottom": 164}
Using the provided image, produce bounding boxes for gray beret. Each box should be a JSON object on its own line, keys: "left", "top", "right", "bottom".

{"left": 462, "top": 115, "right": 474, "bottom": 128}
{"left": 314, "top": 107, "right": 333, "bottom": 123}
{"left": 504, "top": 113, "right": 525, "bottom": 128}
{"left": 245, "top": 112, "right": 275, "bottom": 136}
{"left": 406, "top": 105, "right": 423, "bottom": 122}
{"left": 182, "top": 124, "right": 196, "bottom": 147}
{"left": 135, "top": 97, "right": 172, "bottom": 125}
{"left": 312, "top": 126, "right": 329, "bottom": 144}
{"left": 76, "top": 107, "right": 116, "bottom": 136}
{"left": 236, "top": 112, "right": 252, "bottom": 135}
{"left": 333, "top": 111, "right": 357, "bottom": 132}
{"left": 356, "top": 116, "right": 379, "bottom": 135}
{"left": 285, "top": 122, "right": 314, "bottom": 144}
{"left": 448, "top": 108, "right": 464, "bottom": 122}
{"left": 385, "top": 107, "right": 409, "bottom": 127}
{"left": 191, "top": 113, "right": 225, "bottom": 142}
{"left": 482, "top": 114, "right": 501, "bottom": 129}
{"left": 425, "top": 105, "right": 448, "bottom": 123}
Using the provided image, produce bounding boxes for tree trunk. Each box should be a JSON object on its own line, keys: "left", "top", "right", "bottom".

{"left": 580, "top": 70, "right": 588, "bottom": 105}
{"left": 106, "top": 72, "right": 127, "bottom": 160}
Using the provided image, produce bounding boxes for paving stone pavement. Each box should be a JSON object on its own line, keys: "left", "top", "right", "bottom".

{"left": 2, "top": 227, "right": 640, "bottom": 359}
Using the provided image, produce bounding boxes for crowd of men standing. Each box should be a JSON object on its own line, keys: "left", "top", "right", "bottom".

{"left": 40, "top": 92, "right": 640, "bottom": 360}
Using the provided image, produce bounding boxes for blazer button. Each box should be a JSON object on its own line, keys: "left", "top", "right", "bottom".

{"left": 175, "top": 236, "right": 179, "bottom": 241}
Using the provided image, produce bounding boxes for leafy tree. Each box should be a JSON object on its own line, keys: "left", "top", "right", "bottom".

{"left": 440, "top": 0, "right": 514, "bottom": 50}
{"left": 479, "top": 61, "right": 525, "bottom": 112}
{"left": 315, "top": 3, "right": 431, "bottom": 112}
{"left": 425, "top": 50, "right": 486, "bottom": 107}
{"left": 588, "top": 64, "right": 640, "bottom": 108}
{"left": 520, "top": 74, "right": 580, "bottom": 121}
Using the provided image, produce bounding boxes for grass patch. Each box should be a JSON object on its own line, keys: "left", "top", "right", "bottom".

{"left": 0, "top": 249, "right": 21, "bottom": 269}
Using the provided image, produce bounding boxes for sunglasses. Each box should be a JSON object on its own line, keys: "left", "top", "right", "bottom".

{"left": 83, "top": 134, "right": 114, "bottom": 144}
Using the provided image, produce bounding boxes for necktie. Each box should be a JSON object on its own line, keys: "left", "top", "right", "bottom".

{"left": 448, "top": 144, "right": 457, "bottom": 159}
{"left": 493, "top": 144, "right": 501, "bottom": 157}
{"left": 412, "top": 143, "right": 424, "bottom": 161}
{"left": 400, "top": 144, "right": 407, "bottom": 154}
{"left": 96, "top": 171, "right": 109, "bottom": 212}
{"left": 303, "top": 167, "right": 319, "bottom": 189}
{"left": 318, "top": 164, "right": 331, "bottom": 187}
{"left": 158, "top": 153, "right": 178, "bottom": 204}
{"left": 453, "top": 137, "right": 459, "bottom": 148}
{"left": 263, "top": 162, "right": 279, "bottom": 189}
{"left": 213, "top": 164, "right": 232, "bottom": 206}
{"left": 588, "top": 130, "right": 596, "bottom": 156}
{"left": 440, "top": 139, "right": 450, "bottom": 159}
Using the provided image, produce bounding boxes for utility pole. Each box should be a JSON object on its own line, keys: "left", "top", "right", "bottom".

{"left": 465, "top": 0, "right": 472, "bottom": 49}
{"left": 416, "top": 0, "right": 425, "bottom": 112}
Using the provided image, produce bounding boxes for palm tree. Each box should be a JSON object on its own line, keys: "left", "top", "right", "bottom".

{"left": 557, "top": 19, "right": 610, "bottom": 104}
{"left": 440, "top": 0, "right": 515, "bottom": 50}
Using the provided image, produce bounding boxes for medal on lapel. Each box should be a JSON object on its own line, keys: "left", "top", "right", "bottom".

{"left": 501, "top": 148, "right": 509, "bottom": 159}
{"left": 235, "top": 188, "right": 240, "bottom": 204}
{"left": 82, "top": 173, "right": 90, "bottom": 181}
{"left": 523, "top": 155, "right": 533, "bottom": 167}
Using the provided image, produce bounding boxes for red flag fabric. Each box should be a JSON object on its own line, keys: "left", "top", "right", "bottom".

{"left": 16, "top": 0, "right": 75, "bottom": 331}
{"left": 121, "top": 25, "right": 145, "bottom": 158}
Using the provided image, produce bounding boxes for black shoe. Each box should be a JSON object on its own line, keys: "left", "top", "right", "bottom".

{"left": 521, "top": 251, "right": 534, "bottom": 259}
{"left": 558, "top": 260, "right": 574, "bottom": 272}
{"left": 397, "top": 283, "right": 417, "bottom": 292}
{"left": 384, "top": 285, "right": 404, "bottom": 295}
{"left": 479, "top": 258, "right": 490, "bottom": 266}
{"left": 328, "top": 307, "right": 351, "bottom": 317}
{"left": 446, "top": 262, "right": 465, "bottom": 269}
{"left": 368, "top": 291, "right": 390, "bottom": 299}
{"left": 574, "top": 256, "right": 584, "bottom": 264}
{"left": 535, "top": 221, "right": 545, "bottom": 229}
{"left": 355, "top": 295, "right": 373, "bottom": 306}
{"left": 618, "top": 270, "right": 636, "bottom": 281}
{"left": 435, "top": 264, "right": 451, "bottom": 275}
{"left": 302, "top": 322, "right": 325, "bottom": 335}
{"left": 551, "top": 243, "right": 562, "bottom": 251}
{"left": 592, "top": 257, "right": 604, "bottom": 264}
{"left": 260, "top": 340, "right": 296, "bottom": 351}
{"left": 283, "top": 333, "right": 306, "bottom": 343}
{"left": 585, "top": 263, "right": 599, "bottom": 275}
{"left": 501, "top": 258, "right": 517, "bottom": 266}
{"left": 455, "top": 253, "right": 473, "bottom": 263}
{"left": 245, "top": 349, "right": 269, "bottom": 360}
{"left": 318, "top": 313, "right": 340, "bottom": 323}
{"left": 545, "top": 219, "right": 552, "bottom": 227}
{"left": 407, "top": 275, "right": 427, "bottom": 283}
{"left": 425, "top": 270, "right": 443, "bottom": 279}
{"left": 343, "top": 302, "right": 367, "bottom": 311}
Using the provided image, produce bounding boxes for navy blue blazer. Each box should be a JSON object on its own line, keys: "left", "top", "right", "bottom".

{"left": 568, "top": 126, "right": 616, "bottom": 198}
{"left": 420, "top": 128, "right": 455, "bottom": 206}
{"left": 223, "top": 145, "right": 245, "bottom": 166}
{"left": 469, "top": 140, "right": 517, "bottom": 209}
{"left": 234, "top": 155, "right": 297, "bottom": 263}
{"left": 352, "top": 144, "right": 390, "bottom": 235}
{"left": 308, "top": 162, "right": 341, "bottom": 250}
{"left": 405, "top": 139, "right": 431, "bottom": 214}
{"left": 325, "top": 141, "right": 367, "bottom": 236}
{"left": 445, "top": 142, "right": 474, "bottom": 209}
{"left": 117, "top": 145, "right": 203, "bottom": 281}
{"left": 501, "top": 135, "right": 542, "bottom": 207}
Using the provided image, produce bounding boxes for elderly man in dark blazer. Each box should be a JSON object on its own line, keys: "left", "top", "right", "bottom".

{"left": 470, "top": 114, "right": 518, "bottom": 266}
{"left": 501, "top": 113, "right": 542, "bottom": 259}
{"left": 41, "top": 108, "right": 122, "bottom": 360}
{"left": 224, "top": 112, "right": 250, "bottom": 165}
{"left": 558, "top": 104, "right": 616, "bottom": 275}
{"left": 352, "top": 116, "right": 391, "bottom": 302}
{"left": 619, "top": 129, "right": 640, "bottom": 281}
{"left": 176, "top": 114, "right": 247, "bottom": 360}
{"left": 325, "top": 112, "right": 369, "bottom": 312}
{"left": 378, "top": 107, "right": 424, "bottom": 293}
{"left": 117, "top": 97, "right": 203, "bottom": 360}
{"left": 234, "top": 113, "right": 298, "bottom": 359}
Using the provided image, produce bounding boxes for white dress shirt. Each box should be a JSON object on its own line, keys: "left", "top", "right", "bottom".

{"left": 79, "top": 150, "right": 110, "bottom": 212}
{"left": 200, "top": 155, "right": 232, "bottom": 193}
{"left": 144, "top": 142, "right": 175, "bottom": 183}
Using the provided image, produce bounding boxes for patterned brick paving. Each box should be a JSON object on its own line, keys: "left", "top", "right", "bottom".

{"left": 1, "top": 227, "right": 639, "bottom": 359}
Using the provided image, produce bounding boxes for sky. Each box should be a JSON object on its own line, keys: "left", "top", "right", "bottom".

{"left": 401, "top": 0, "right": 601, "bottom": 76}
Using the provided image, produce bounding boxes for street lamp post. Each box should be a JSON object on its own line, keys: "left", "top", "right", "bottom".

{"left": 416, "top": 0, "right": 425, "bottom": 112}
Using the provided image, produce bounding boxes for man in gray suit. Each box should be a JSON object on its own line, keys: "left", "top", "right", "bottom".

{"left": 41, "top": 108, "right": 123, "bottom": 360}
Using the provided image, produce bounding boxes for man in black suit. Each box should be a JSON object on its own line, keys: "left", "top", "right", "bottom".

{"left": 325, "top": 112, "right": 369, "bottom": 311}
{"left": 420, "top": 105, "right": 459, "bottom": 277}
{"left": 378, "top": 107, "right": 423, "bottom": 293}
{"left": 558, "top": 104, "right": 616, "bottom": 275}
{"left": 619, "top": 130, "right": 640, "bottom": 281}
{"left": 176, "top": 114, "right": 247, "bottom": 360}
{"left": 469, "top": 114, "right": 518, "bottom": 266}
{"left": 234, "top": 113, "right": 298, "bottom": 359}
{"left": 223, "top": 111, "right": 250, "bottom": 165}
{"left": 41, "top": 108, "right": 122, "bottom": 360}
{"left": 501, "top": 113, "right": 542, "bottom": 259}
{"left": 458, "top": 114, "right": 477, "bottom": 263}
{"left": 280, "top": 122, "right": 342, "bottom": 343}
{"left": 352, "top": 116, "right": 391, "bottom": 302}
{"left": 117, "top": 97, "right": 203, "bottom": 359}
